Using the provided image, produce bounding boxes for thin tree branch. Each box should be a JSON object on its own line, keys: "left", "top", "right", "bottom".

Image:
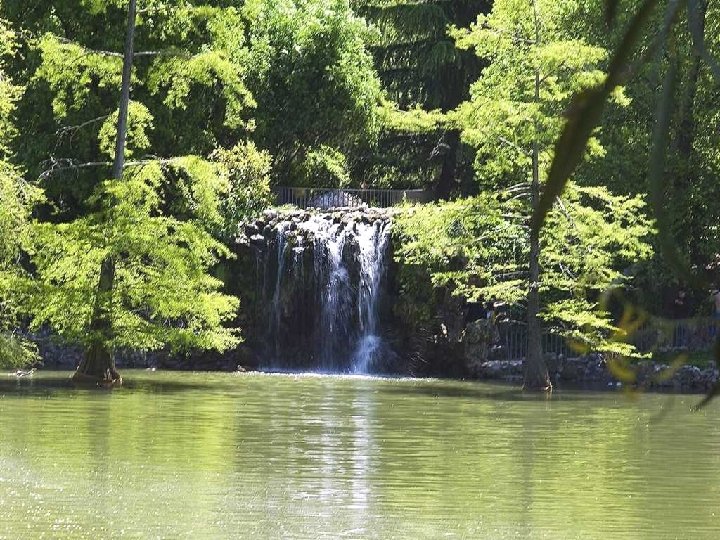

{"left": 39, "top": 157, "right": 181, "bottom": 180}
{"left": 51, "top": 36, "right": 188, "bottom": 59}
{"left": 56, "top": 115, "right": 110, "bottom": 138}
{"left": 498, "top": 136, "right": 532, "bottom": 157}
{"left": 479, "top": 22, "right": 536, "bottom": 46}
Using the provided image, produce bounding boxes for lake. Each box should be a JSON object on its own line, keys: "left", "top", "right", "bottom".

{"left": 1, "top": 370, "right": 719, "bottom": 538}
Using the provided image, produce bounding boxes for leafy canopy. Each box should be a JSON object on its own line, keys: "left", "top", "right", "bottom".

{"left": 0, "top": 18, "right": 42, "bottom": 367}
{"left": 394, "top": 186, "right": 654, "bottom": 356}
{"left": 8, "top": 1, "right": 270, "bottom": 356}
{"left": 26, "top": 163, "right": 240, "bottom": 353}
{"left": 451, "top": 0, "right": 611, "bottom": 187}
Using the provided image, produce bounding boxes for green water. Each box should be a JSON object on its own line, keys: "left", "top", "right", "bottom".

{"left": 0, "top": 371, "right": 719, "bottom": 539}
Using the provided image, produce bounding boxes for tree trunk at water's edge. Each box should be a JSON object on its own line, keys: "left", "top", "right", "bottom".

{"left": 73, "top": 257, "right": 121, "bottom": 384}
{"left": 524, "top": 2, "right": 551, "bottom": 392}
{"left": 524, "top": 154, "right": 550, "bottom": 391}
{"left": 73, "top": 0, "right": 136, "bottom": 385}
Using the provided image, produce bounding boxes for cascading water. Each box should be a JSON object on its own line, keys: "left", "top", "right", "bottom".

{"left": 351, "top": 219, "right": 390, "bottom": 373}
{"left": 257, "top": 209, "right": 392, "bottom": 373}
{"left": 270, "top": 223, "right": 289, "bottom": 360}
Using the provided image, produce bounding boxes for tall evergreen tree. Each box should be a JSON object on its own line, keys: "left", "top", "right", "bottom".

{"left": 353, "top": 0, "right": 489, "bottom": 195}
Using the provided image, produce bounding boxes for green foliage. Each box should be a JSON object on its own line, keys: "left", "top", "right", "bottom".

{"left": 451, "top": 0, "right": 609, "bottom": 188}
{"left": 98, "top": 101, "right": 154, "bottom": 159}
{"left": 0, "top": 18, "right": 41, "bottom": 368}
{"left": 211, "top": 141, "right": 272, "bottom": 239}
{"left": 395, "top": 185, "right": 654, "bottom": 355}
{"left": 358, "top": 0, "right": 486, "bottom": 109}
{"left": 0, "top": 2, "right": 264, "bottom": 361}
{"left": 394, "top": 195, "right": 526, "bottom": 301}
{"left": 3, "top": 1, "right": 261, "bottom": 215}
{"left": 147, "top": 49, "right": 255, "bottom": 130}
{"left": 378, "top": 101, "right": 447, "bottom": 133}
{"left": 243, "top": 0, "right": 383, "bottom": 182}
{"left": 522, "top": 0, "right": 720, "bottom": 405}
{"left": 0, "top": 159, "right": 42, "bottom": 368}
{"left": 26, "top": 164, "right": 239, "bottom": 353}
{"left": 33, "top": 33, "right": 124, "bottom": 119}
{"left": 355, "top": 0, "right": 488, "bottom": 191}
{"left": 299, "top": 145, "right": 351, "bottom": 188}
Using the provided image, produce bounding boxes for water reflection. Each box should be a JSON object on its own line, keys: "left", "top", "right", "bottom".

{"left": 0, "top": 371, "right": 719, "bottom": 538}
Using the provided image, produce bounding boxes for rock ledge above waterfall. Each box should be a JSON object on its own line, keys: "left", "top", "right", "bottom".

{"left": 235, "top": 207, "right": 396, "bottom": 249}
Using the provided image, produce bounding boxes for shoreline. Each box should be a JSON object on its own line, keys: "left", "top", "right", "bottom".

{"left": 12, "top": 354, "right": 719, "bottom": 395}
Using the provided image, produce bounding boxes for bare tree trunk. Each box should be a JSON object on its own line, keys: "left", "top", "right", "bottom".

{"left": 434, "top": 130, "right": 460, "bottom": 200}
{"left": 111, "top": 0, "right": 136, "bottom": 181}
{"left": 674, "top": 1, "right": 705, "bottom": 263}
{"left": 74, "top": 0, "right": 136, "bottom": 385}
{"left": 524, "top": 0, "right": 551, "bottom": 391}
{"left": 74, "top": 258, "right": 119, "bottom": 383}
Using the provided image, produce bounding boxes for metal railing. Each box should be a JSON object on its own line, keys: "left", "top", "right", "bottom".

{"left": 632, "top": 317, "right": 720, "bottom": 352}
{"left": 273, "top": 186, "right": 431, "bottom": 209}
{"left": 497, "top": 323, "right": 570, "bottom": 361}
{"left": 497, "top": 317, "right": 720, "bottom": 361}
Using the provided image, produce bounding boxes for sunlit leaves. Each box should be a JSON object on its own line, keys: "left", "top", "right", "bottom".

{"left": 532, "top": 0, "right": 663, "bottom": 232}
{"left": 452, "top": 0, "right": 609, "bottom": 190}
{"left": 243, "top": 0, "right": 382, "bottom": 170}
{"left": 27, "top": 164, "right": 240, "bottom": 353}
{"left": 378, "top": 102, "right": 447, "bottom": 133}
{"left": 211, "top": 141, "right": 272, "bottom": 239}
{"left": 301, "top": 145, "right": 352, "bottom": 188}
{"left": 33, "top": 33, "right": 123, "bottom": 118}
{"left": 394, "top": 185, "right": 654, "bottom": 356}
{"left": 147, "top": 50, "right": 255, "bottom": 129}
{"left": 0, "top": 20, "right": 41, "bottom": 368}
{"left": 98, "top": 101, "right": 154, "bottom": 159}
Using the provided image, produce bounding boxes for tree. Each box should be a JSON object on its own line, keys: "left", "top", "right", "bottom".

{"left": 517, "top": 0, "right": 720, "bottom": 405}
{"left": 5, "top": 1, "right": 263, "bottom": 383}
{"left": 242, "top": 0, "right": 383, "bottom": 186}
{"left": 561, "top": 1, "right": 720, "bottom": 315}
{"left": 0, "top": 18, "right": 41, "bottom": 368}
{"left": 451, "top": 0, "right": 640, "bottom": 389}
{"left": 394, "top": 187, "right": 653, "bottom": 377}
{"left": 353, "top": 0, "right": 489, "bottom": 194}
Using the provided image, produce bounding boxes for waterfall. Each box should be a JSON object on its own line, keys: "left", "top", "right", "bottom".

{"left": 351, "top": 220, "right": 390, "bottom": 373}
{"left": 270, "top": 223, "right": 289, "bottom": 360}
{"left": 258, "top": 209, "right": 392, "bottom": 373}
